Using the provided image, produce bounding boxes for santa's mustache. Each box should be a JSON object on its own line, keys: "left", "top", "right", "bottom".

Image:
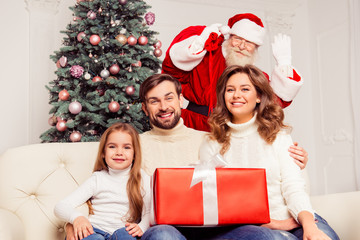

{"left": 229, "top": 47, "right": 252, "bottom": 57}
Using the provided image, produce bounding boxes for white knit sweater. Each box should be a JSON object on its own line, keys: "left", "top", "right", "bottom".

{"left": 54, "top": 166, "right": 151, "bottom": 234}
{"left": 140, "top": 118, "right": 205, "bottom": 176}
{"left": 199, "top": 115, "right": 314, "bottom": 222}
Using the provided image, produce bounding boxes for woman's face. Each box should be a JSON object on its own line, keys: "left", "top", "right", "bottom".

{"left": 224, "top": 72, "right": 260, "bottom": 124}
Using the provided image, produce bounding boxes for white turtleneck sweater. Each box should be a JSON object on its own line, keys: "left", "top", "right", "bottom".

{"left": 199, "top": 115, "right": 314, "bottom": 222}
{"left": 140, "top": 118, "right": 205, "bottom": 176}
{"left": 54, "top": 166, "right": 151, "bottom": 234}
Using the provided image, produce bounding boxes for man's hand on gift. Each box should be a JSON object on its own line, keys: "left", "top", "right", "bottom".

{"left": 261, "top": 218, "right": 300, "bottom": 231}
{"left": 73, "top": 216, "right": 94, "bottom": 240}
{"left": 125, "top": 222, "right": 143, "bottom": 237}
{"left": 289, "top": 142, "right": 308, "bottom": 170}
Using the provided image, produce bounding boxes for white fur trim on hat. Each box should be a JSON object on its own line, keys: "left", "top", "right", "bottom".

{"left": 230, "top": 19, "right": 265, "bottom": 45}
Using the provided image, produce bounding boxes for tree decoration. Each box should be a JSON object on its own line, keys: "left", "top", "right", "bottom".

{"left": 108, "top": 101, "right": 120, "bottom": 112}
{"left": 154, "top": 40, "right": 162, "bottom": 49}
{"left": 138, "top": 36, "right": 148, "bottom": 45}
{"left": 109, "top": 64, "right": 120, "bottom": 74}
{"left": 87, "top": 10, "right": 97, "bottom": 20}
{"left": 100, "top": 69, "right": 110, "bottom": 79}
{"left": 115, "top": 34, "right": 127, "bottom": 45}
{"left": 145, "top": 12, "right": 155, "bottom": 25}
{"left": 56, "top": 120, "right": 67, "bottom": 132}
{"left": 69, "top": 101, "right": 82, "bottom": 114}
{"left": 70, "top": 131, "right": 82, "bottom": 142}
{"left": 59, "top": 56, "right": 68, "bottom": 67}
{"left": 125, "top": 85, "right": 135, "bottom": 95}
{"left": 84, "top": 72, "right": 91, "bottom": 80}
{"left": 90, "top": 34, "right": 101, "bottom": 45}
{"left": 118, "top": 0, "right": 127, "bottom": 5}
{"left": 77, "top": 32, "right": 86, "bottom": 42}
{"left": 58, "top": 89, "right": 70, "bottom": 101}
{"left": 127, "top": 35, "right": 137, "bottom": 45}
{"left": 154, "top": 48, "right": 162, "bottom": 57}
{"left": 70, "top": 65, "right": 84, "bottom": 78}
{"left": 48, "top": 116, "right": 57, "bottom": 126}
{"left": 92, "top": 76, "right": 102, "bottom": 82}
{"left": 131, "top": 60, "right": 142, "bottom": 67}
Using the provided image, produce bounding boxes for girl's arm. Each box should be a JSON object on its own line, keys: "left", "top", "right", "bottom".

{"left": 54, "top": 173, "right": 97, "bottom": 224}
{"left": 298, "top": 211, "right": 331, "bottom": 240}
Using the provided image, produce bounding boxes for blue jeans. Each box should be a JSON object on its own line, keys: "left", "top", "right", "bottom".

{"left": 81, "top": 227, "right": 137, "bottom": 240}
{"left": 141, "top": 214, "right": 339, "bottom": 240}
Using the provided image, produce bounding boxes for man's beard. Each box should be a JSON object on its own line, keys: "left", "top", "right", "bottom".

{"left": 223, "top": 40, "right": 257, "bottom": 67}
{"left": 150, "top": 110, "right": 181, "bottom": 130}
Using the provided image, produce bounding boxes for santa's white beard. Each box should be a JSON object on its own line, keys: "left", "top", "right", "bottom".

{"left": 223, "top": 40, "right": 257, "bottom": 67}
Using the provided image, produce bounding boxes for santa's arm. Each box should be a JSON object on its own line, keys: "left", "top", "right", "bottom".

{"left": 270, "top": 34, "right": 303, "bottom": 105}
{"left": 164, "top": 24, "right": 222, "bottom": 72}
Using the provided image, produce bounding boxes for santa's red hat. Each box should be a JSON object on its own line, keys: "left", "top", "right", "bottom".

{"left": 222, "top": 13, "right": 265, "bottom": 45}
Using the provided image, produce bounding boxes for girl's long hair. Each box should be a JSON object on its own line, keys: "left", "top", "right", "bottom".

{"left": 208, "top": 64, "right": 289, "bottom": 155}
{"left": 88, "top": 122, "right": 143, "bottom": 223}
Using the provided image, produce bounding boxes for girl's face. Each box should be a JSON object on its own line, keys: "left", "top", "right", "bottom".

{"left": 224, "top": 72, "right": 260, "bottom": 124}
{"left": 102, "top": 131, "right": 134, "bottom": 170}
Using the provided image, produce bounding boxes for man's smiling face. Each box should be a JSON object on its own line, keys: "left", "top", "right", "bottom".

{"left": 142, "top": 80, "right": 183, "bottom": 129}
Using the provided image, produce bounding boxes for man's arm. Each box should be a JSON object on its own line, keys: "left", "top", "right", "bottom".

{"left": 289, "top": 142, "right": 308, "bottom": 170}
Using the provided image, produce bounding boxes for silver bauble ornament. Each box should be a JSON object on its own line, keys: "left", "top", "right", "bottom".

{"left": 100, "top": 69, "right": 110, "bottom": 79}
{"left": 69, "top": 101, "right": 82, "bottom": 114}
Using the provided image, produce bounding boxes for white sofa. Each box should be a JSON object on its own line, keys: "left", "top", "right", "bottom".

{"left": 0, "top": 142, "right": 359, "bottom": 240}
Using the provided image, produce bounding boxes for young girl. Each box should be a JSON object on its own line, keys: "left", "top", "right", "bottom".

{"left": 54, "top": 122, "right": 150, "bottom": 240}
{"left": 199, "top": 65, "right": 339, "bottom": 240}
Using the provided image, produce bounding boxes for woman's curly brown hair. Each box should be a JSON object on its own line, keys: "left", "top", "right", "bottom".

{"left": 208, "top": 65, "right": 290, "bottom": 155}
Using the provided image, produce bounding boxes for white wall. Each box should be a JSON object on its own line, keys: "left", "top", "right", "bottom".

{"left": 0, "top": 0, "right": 357, "bottom": 195}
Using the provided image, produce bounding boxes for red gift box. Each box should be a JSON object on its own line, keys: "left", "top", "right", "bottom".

{"left": 152, "top": 168, "right": 270, "bottom": 226}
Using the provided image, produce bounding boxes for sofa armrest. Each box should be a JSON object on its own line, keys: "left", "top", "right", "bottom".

{"left": 0, "top": 208, "right": 24, "bottom": 240}
{"left": 310, "top": 191, "right": 360, "bottom": 240}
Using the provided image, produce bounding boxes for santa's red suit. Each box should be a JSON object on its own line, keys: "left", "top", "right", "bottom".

{"left": 162, "top": 17, "right": 303, "bottom": 132}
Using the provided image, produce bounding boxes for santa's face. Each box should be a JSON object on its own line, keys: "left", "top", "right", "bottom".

{"left": 224, "top": 35, "right": 258, "bottom": 66}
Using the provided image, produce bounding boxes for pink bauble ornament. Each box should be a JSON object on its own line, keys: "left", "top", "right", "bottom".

{"left": 138, "top": 36, "right": 148, "bottom": 45}
{"left": 70, "top": 65, "right": 84, "bottom": 78}
{"left": 59, "top": 89, "right": 70, "bottom": 101}
{"left": 69, "top": 101, "right": 82, "bottom": 114}
{"left": 131, "top": 60, "right": 142, "bottom": 67}
{"left": 108, "top": 101, "right": 120, "bottom": 112}
{"left": 48, "top": 116, "right": 57, "bottom": 126}
{"left": 116, "top": 34, "right": 127, "bottom": 45}
{"left": 154, "top": 40, "right": 162, "bottom": 48}
{"left": 59, "top": 56, "right": 67, "bottom": 67}
{"left": 127, "top": 35, "right": 137, "bottom": 45}
{"left": 125, "top": 85, "right": 135, "bottom": 95}
{"left": 153, "top": 48, "right": 162, "bottom": 57}
{"left": 87, "top": 11, "right": 96, "bottom": 20}
{"left": 90, "top": 34, "right": 101, "bottom": 45}
{"left": 118, "top": 0, "right": 127, "bottom": 5}
{"left": 77, "top": 32, "right": 86, "bottom": 42}
{"left": 56, "top": 120, "right": 67, "bottom": 132}
{"left": 92, "top": 76, "right": 102, "bottom": 82}
{"left": 145, "top": 12, "right": 155, "bottom": 25}
{"left": 70, "top": 131, "right": 82, "bottom": 142}
{"left": 109, "top": 64, "right": 120, "bottom": 75}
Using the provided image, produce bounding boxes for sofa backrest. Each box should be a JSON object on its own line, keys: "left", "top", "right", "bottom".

{"left": 0, "top": 142, "right": 99, "bottom": 240}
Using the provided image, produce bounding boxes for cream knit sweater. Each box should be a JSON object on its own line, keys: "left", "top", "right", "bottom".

{"left": 140, "top": 118, "right": 205, "bottom": 176}
{"left": 199, "top": 115, "right": 314, "bottom": 222}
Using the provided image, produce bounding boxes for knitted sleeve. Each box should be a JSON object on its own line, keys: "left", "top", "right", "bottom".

{"left": 137, "top": 170, "right": 151, "bottom": 232}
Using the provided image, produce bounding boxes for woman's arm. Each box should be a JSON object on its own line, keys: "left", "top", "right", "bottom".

{"left": 298, "top": 211, "right": 331, "bottom": 240}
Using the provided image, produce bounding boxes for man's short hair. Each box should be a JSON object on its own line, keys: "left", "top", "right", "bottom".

{"left": 139, "top": 73, "right": 182, "bottom": 102}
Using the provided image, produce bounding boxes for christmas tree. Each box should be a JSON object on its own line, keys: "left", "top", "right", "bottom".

{"left": 40, "top": 0, "right": 163, "bottom": 142}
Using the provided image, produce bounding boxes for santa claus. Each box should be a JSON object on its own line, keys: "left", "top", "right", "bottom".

{"left": 162, "top": 13, "right": 302, "bottom": 132}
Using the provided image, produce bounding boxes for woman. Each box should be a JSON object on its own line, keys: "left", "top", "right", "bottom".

{"left": 199, "top": 65, "right": 339, "bottom": 239}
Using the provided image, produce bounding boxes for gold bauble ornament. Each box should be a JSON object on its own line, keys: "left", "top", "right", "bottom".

{"left": 115, "top": 34, "right": 127, "bottom": 45}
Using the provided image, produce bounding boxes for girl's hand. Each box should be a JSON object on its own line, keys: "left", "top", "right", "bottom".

{"left": 261, "top": 218, "right": 300, "bottom": 231}
{"left": 73, "top": 216, "right": 94, "bottom": 240}
{"left": 65, "top": 223, "right": 76, "bottom": 240}
{"left": 125, "top": 222, "right": 144, "bottom": 237}
{"left": 289, "top": 142, "right": 308, "bottom": 170}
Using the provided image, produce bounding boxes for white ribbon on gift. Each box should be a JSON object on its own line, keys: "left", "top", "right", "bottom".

{"left": 190, "top": 154, "right": 228, "bottom": 225}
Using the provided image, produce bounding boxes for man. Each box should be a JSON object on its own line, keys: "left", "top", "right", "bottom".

{"left": 64, "top": 74, "right": 308, "bottom": 239}
{"left": 162, "top": 13, "right": 303, "bottom": 132}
